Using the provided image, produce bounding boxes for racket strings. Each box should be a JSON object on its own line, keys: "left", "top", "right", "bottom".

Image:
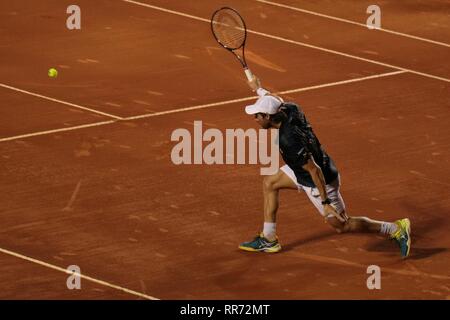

{"left": 212, "top": 9, "right": 246, "bottom": 49}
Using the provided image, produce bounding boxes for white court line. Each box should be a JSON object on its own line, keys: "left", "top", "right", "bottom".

{"left": 0, "top": 71, "right": 405, "bottom": 142}
{"left": 279, "top": 70, "right": 406, "bottom": 94}
{"left": 124, "top": 70, "right": 407, "bottom": 121}
{"left": 0, "top": 83, "right": 122, "bottom": 120}
{"left": 247, "top": 29, "right": 450, "bottom": 83}
{"left": 120, "top": 0, "right": 450, "bottom": 83}
{"left": 63, "top": 180, "right": 83, "bottom": 211}
{"left": 122, "top": 0, "right": 210, "bottom": 23}
{"left": 0, "top": 247, "right": 159, "bottom": 300}
{"left": 0, "top": 70, "right": 407, "bottom": 143}
{"left": 0, "top": 120, "right": 116, "bottom": 142}
{"left": 256, "top": 0, "right": 450, "bottom": 48}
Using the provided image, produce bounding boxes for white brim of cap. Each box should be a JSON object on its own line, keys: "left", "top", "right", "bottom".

{"left": 245, "top": 95, "right": 282, "bottom": 115}
{"left": 245, "top": 104, "right": 260, "bottom": 115}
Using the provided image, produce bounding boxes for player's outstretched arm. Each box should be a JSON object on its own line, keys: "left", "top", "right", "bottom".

{"left": 302, "top": 157, "right": 347, "bottom": 222}
{"left": 247, "top": 76, "right": 285, "bottom": 104}
{"left": 302, "top": 157, "right": 328, "bottom": 201}
{"left": 247, "top": 74, "right": 262, "bottom": 92}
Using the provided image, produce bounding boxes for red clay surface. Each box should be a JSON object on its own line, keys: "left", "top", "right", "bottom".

{"left": 0, "top": 0, "right": 449, "bottom": 299}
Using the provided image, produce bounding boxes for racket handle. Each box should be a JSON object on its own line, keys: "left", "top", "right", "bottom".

{"left": 244, "top": 68, "right": 253, "bottom": 81}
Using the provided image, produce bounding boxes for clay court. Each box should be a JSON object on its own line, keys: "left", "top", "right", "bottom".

{"left": 0, "top": 0, "right": 449, "bottom": 299}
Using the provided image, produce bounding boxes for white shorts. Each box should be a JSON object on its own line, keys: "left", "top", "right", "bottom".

{"left": 280, "top": 164, "right": 346, "bottom": 218}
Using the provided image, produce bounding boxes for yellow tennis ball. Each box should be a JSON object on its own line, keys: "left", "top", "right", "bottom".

{"left": 48, "top": 68, "right": 58, "bottom": 78}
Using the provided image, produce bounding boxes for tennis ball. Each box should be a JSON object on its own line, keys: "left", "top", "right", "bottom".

{"left": 48, "top": 68, "right": 58, "bottom": 78}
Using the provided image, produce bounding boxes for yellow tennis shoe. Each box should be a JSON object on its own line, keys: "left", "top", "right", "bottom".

{"left": 391, "top": 218, "right": 411, "bottom": 258}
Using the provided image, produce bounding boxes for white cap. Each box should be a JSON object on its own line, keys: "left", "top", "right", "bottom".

{"left": 245, "top": 93, "right": 282, "bottom": 115}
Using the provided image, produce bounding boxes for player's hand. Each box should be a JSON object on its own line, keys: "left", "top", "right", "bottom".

{"left": 247, "top": 75, "right": 261, "bottom": 92}
{"left": 324, "top": 203, "right": 348, "bottom": 223}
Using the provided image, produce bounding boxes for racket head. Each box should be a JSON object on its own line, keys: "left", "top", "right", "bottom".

{"left": 210, "top": 7, "right": 247, "bottom": 51}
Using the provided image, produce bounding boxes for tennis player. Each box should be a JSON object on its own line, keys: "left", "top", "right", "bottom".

{"left": 239, "top": 76, "right": 411, "bottom": 258}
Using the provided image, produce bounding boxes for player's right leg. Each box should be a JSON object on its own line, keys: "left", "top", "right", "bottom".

{"left": 326, "top": 215, "right": 411, "bottom": 258}
{"left": 303, "top": 177, "right": 411, "bottom": 258}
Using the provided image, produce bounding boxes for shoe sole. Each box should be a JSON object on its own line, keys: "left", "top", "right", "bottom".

{"left": 402, "top": 218, "right": 411, "bottom": 258}
{"left": 238, "top": 244, "right": 282, "bottom": 253}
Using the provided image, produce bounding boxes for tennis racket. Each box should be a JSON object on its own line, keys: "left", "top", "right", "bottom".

{"left": 210, "top": 7, "right": 254, "bottom": 81}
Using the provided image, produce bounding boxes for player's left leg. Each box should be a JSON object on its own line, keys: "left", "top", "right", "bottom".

{"left": 262, "top": 169, "right": 297, "bottom": 224}
{"left": 239, "top": 169, "right": 297, "bottom": 253}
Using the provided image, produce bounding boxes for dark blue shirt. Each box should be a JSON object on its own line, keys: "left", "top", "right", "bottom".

{"left": 278, "top": 103, "right": 339, "bottom": 187}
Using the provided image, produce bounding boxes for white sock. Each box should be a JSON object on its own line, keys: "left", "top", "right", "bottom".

{"left": 380, "top": 222, "right": 398, "bottom": 236}
{"left": 263, "top": 222, "right": 276, "bottom": 241}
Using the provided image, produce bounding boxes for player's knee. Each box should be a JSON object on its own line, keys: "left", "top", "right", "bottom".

{"left": 263, "top": 176, "right": 276, "bottom": 191}
{"left": 338, "top": 218, "right": 357, "bottom": 233}
{"left": 326, "top": 216, "right": 351, "bottom": 234}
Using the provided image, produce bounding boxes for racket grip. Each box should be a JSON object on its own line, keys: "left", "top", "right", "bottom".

{"left": 244, "top": 68, "right": 253, "bottom": 81}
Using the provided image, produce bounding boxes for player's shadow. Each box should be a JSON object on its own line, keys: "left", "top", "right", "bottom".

{"left": 366, "top": 241, "right": 447, "bottom": 260}
{"left": 282, "top": 230, "right": 338, "bottom": 252}
{"left": 408, "top": 247, "right": 448, "bottom": 260}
